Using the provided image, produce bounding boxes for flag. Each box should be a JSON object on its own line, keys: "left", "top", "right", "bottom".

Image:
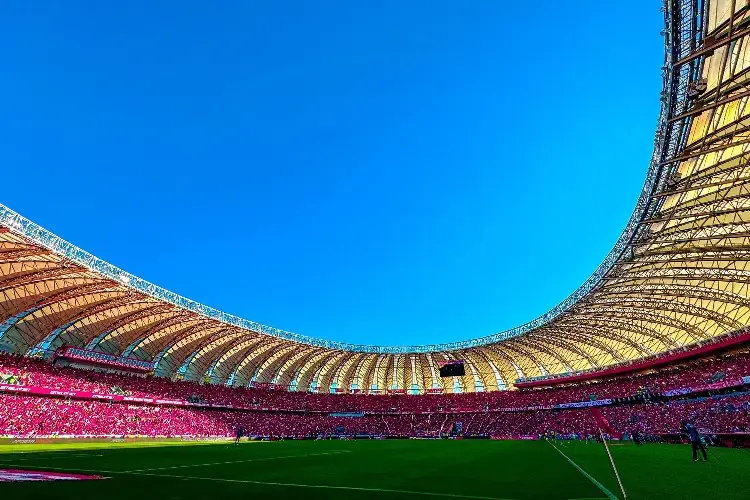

{"left": 591, "top": 408, "right": 622, "bottom": 439}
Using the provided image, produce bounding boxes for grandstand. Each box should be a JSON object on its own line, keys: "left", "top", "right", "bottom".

{"left": 1, "top": 348, "right": 749, "bottom": 440}
{"left": 2, "top": 0, "right": 750, "bottom": 499}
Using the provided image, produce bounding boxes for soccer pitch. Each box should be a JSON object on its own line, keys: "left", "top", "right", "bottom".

{"left": 0, "top": 440, "right": 747, "bottom": 499}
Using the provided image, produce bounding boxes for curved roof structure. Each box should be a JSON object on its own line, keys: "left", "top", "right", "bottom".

{"left": 1, "top": 0, "right": 749, "bottom": 393}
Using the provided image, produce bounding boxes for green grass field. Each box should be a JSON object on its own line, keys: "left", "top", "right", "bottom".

{"left": 0, "top": 439, "right": 747, "bottom": 499}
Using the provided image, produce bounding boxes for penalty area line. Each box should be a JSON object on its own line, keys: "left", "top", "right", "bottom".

{"left": 0, "top": 464, "right": 519, "bottom": 500}
{"left": 120, "top": 471, "right": 521, "bottom": 500}
{"left": 126, "top": 450, "right": 353, "bottom": 472}
{"left": 546, "top": 441, "right": 619, "bottom": 500}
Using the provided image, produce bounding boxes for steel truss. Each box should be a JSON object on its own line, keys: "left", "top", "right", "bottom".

{"left": 1, "top": 0, "right": 748, "bottom": 392}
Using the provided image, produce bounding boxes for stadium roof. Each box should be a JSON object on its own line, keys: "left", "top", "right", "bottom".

{"left": 1, "top": 0, "right": 749, "bottom": 393}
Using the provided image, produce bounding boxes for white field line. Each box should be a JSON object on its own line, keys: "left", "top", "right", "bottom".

{"left": 0, "top": 464, "right": 519, "bottom": 500}
{"left": 0, "top": 453, "right": 104, "bottom": 461}
{"left": 113, "top": 471, "right": 519, "bottom": 500}
{"left": 0, "top": 450, "right": 611, "bottom": 500}
{"left": 546, "top": 441, "right": 619, "bottom": 500}
{"left": 126, "top": 450, "right": 353, "bottom": 472}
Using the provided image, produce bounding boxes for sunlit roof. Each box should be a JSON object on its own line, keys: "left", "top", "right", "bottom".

{"left": 1, "top": 0, "right": 749, "bottom": 392}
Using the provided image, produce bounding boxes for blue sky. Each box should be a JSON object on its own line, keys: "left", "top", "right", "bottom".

{"left": 1, "top": 1, "right": 663, "bottom": 346}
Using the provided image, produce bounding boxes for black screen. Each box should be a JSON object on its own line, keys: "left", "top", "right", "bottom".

{"left": 439, "top": 361, "right": 465, "bottom": 377}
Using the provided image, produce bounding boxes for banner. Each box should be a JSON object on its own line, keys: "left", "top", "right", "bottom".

{"left": 250, "top": 382, "right": 283, "bottom": 390}
{"left": 662, "top": 377, "right": 748, "bottom": 397}
{"left": 696, "top": 377, "right": 746, "bottom": 392}
{"left": 556, "top": 399, "right": 612, "bottom": 409}
{"left": 55, "top": 347, "right": 152, "bottom": 372}
{"left": 500, "top": 405, "right": 555, "bottom": 412}
{"left": 663, "top": 387, "right": 692, "bottom": 397}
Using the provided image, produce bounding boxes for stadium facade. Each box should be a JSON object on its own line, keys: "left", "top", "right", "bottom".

{"left": 1, "top": 0, "right": 749, "bottom": 394}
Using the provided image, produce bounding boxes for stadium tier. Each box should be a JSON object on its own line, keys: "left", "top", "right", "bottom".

{"left": 1, "top": 2, "right": 750, "bottom": 398}
{"left": 1, "top": 349, "right": 749, "bottom": 440}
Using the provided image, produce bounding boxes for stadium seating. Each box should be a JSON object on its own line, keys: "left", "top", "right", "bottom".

{"left": 4, "top": 351, "right": 749, "bottom": 410}
{"left": 1, "top": 351, "right": 749, "bottom": 438}
{"left": 2, "top": 391, "right": 749, "bottom": 439}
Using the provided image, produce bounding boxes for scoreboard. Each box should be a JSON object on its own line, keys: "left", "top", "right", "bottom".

{"left": 438, "top": 360, "right": 465, "bottom": 377}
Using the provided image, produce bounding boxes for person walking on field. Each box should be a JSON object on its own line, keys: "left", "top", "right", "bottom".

{"left": 234, "top": 425, "right": 245, "bottom": 445}
{"left": 681, "top": 421, "right": 707, "bottom": 462}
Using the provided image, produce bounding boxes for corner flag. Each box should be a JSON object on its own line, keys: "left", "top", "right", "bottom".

{"left": 591, "top": 407, "right": 627, "bottom": 499}
{"left": 591, "top": 408, "right": 622, "bottom": 439}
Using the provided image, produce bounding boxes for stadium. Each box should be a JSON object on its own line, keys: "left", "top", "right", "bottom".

{"left": 2, "top": 0, "right": 750, "bottom": 499}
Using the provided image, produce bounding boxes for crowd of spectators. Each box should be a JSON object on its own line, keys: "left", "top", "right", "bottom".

{"left": 1, "top": 392, "right": 749, "bottom": 438}
{"left": 1, "top": 350, "right": 749, "bottom": 439}
{"left": 2, "top": 351, "right": 749, "bottom": 412}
